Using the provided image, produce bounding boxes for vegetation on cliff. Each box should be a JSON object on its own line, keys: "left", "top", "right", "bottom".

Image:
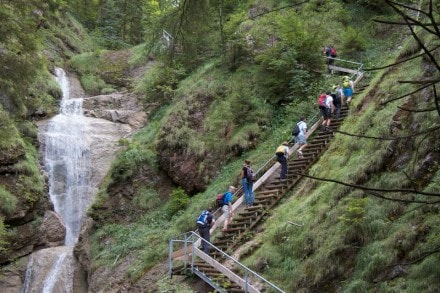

{"left": 0, "top": 0, "right": 438, "bottom": 292}
{"left": 82, "top": 0, "right": 439, "bottom": 291}
{"left": 0, "top": 0, "right": 93, "bottom": 262}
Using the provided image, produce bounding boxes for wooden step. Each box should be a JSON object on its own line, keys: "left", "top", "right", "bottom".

{"left": 255, "top": 193, "right": 280, "bottom": 200}
{"left": 256, "top": 189, "right": 279, "bottom": 196}
{"left": 238, "top": 210, "right": 264, "bottom": 218}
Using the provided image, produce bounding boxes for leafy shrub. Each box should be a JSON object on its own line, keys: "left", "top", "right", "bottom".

{"left": 339, "top": 197, "right": 369, "bottom": 225}
{"left": 0, "top": 186, "right": 17, "bottom": 215}
{"left": 0, "top": 218, "right": 11, "bottom": 256}
{"left": 112, "top": 147, "right": 155, "bottom": 181}
{"left": 342, "top": 26, "right": 367, "bottom": 53}
{"left": 133, "top": 187, "right": 161, "bottom": 210}
{"left": 135, "top": 63, "right": 186, "bottom": 104}
{"left": 165, "top": 188, "right": 190, "bottom": 217}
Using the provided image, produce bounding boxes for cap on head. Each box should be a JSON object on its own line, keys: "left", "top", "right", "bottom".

{"left": 343, "top": 76, "right": 349, "bottom": 80}
{"left": 282, "top": 141, "right": 288, "bottom": 146}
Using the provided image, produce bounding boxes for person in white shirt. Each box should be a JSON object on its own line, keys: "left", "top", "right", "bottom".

{"left": 294, "top": 117, "right": 308, "bottom": 158}
{"left": 321, "top": 91, "right": 334, "bottom": 132}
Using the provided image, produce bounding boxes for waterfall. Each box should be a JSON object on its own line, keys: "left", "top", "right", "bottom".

{"left": 22, "top": 68, "right": 92, "bottom": 293}
{"left": 45, "top": 68, "right": 92, "bottom": 246}
{"left": 21, "top": 246, "right": 75, "bottom": 293}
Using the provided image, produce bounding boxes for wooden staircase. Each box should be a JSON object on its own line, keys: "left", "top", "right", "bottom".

{"left": 169, "top": 109, "right": 351, "bottom": 293}
{"left": 169, "top": 67, "right": 368, "bottom": 293}
{"left": 210, "top": 109, "right": 349, "bottom": 258}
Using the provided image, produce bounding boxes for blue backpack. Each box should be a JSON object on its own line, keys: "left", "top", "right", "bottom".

{"left": 196, "top": 211, "right": 209, "bottom": 226}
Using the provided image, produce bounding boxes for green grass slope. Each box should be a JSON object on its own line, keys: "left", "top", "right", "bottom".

{"left": 84, "top": 1, "right": 439, "bottom": 291}
{"left": 243, "top": 36, "right": 440, "bottom": 292}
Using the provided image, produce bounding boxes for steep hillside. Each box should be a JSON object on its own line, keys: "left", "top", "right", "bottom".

{"left": 1, "top": 1, "right": 438, "bottom": 292}
{"left": 244, "top": 34, "right": 440, "bottom": 291}
{"left": 75, "top": 1, "right": 440, "bottom": 292}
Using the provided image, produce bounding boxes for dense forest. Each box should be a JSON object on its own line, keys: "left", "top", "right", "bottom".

{"left": 0, "top": 0, "right": 439, "bottom": 292}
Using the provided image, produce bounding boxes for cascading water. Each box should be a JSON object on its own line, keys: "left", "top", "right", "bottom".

{"left": 45, "top": 67, "right": 92, "bottom": 246}
{"left": 22, "top": 68, "right": 92, "bottom": 293}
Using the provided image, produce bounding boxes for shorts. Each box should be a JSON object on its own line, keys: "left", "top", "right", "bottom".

{"left": 222, "top": 205, "right": 231, "bottom": 218}
{"left": 343, "top": 87, "right": 353, "bottom": 97}
{"left": 295, "top": 133, "right": 307, "bottom": 145}
{"left": 321, "top": 107, "right": 331, "bottom": 119}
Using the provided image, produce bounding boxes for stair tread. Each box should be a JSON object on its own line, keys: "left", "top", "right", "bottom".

{"left": 180, "top": 79, "right": 360, "bottom": 290}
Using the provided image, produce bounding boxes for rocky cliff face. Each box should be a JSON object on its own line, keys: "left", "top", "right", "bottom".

{"left": 0, "top": 68, "right": 148, "bottom": 292}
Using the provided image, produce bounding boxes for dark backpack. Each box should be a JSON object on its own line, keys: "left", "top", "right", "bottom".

{"left": 332, "top": 93, "right": 340, "bottom": 105}
{"left": 196, "top": 210, "right": 209, "bottom": 227}
{"left": 216, "top": 193, "right": 225, "bottom": 207}
{"left": 246, "top": 167, "right": 256, "bottom": 182}
{"left": 318, "top": 94, "right": 327, "bottom": 107}
{"left": 292, "top": 123, "right": 300, "bottom": 136}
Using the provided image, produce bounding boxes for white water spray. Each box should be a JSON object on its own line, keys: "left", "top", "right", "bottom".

{"left": 45, "top": 68, "right": 92, "bottom": 245}
{"left": 22, "top": 68, "right": 92, "bottom": 293}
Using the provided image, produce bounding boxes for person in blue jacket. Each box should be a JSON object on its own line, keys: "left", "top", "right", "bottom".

{"left": 196, "top": 207, "right": 215, "bottom": 253}
{"left": 222, "top": 185, "right": 236, "bottom": 232}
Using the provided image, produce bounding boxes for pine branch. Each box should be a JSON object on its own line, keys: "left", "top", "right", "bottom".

{"left": 291, "top": 172, "right": 440, "bottom": 197}
{"left": 386, "top": 0, "right": 440, "bottom": 72}
{"left": 380, "top": 83, "right": 432, "bottom": 105}
{"left": 365, "top": 190, "right": 440, "bottom": 204}
{"left": 334, "top": 125, "right": 440, "bottom": 141}
{"left": 397, "top": 106, "right": 437, "bottom": 113}
{"left": 363, "top": 46, "right": 440, "bottom": 72}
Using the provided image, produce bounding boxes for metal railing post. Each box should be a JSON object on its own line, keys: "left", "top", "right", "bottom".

{"left": 168, "top": 239, "right": 173, "bottom": 278}
{"left": 191, "top": 233, "right": 195, "bottom": 274}
{"left": 245, "top": 269, "right": 248, "bottom": 293}
{"left": 183, "top": 233, "right": 188, "bottom": 270}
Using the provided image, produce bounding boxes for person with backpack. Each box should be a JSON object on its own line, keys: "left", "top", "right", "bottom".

{"left": 332, "top": 85, "right": 343, "bottom": 119}
{"left": 196, "top": 207, "right": 215, "bottom": 254}
{"left": 294, "top": 117, "right": 308, "bottom": 158}
{"left": 323, "top": 45, "right": 334, "bottom": 66}
{"left": 341, "top": 76, "right": 354, "bottom": 107}
{"left": 240, "top": 160, "right": 255, "bottom": 208}
{"left": 222, "top": 185, "right": 236, "bottom": 232}
{"left": 323, "top": 45, "right": 337, "bottom": 72}
{"left": 275, "top": 142, "right": 289, "bottom": 180}
{"left": 319, "top": 91, "right": 334, "bottom": 131}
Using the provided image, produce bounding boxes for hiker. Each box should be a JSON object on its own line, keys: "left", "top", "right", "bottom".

{"left": 341, "top": 76, "right": 354, "bottom": 107}
{"left": 275, "top": 142, "right": 289, "bottom": 180}
{"left": 222, "top": 185, "right": 236, "bottom": 232}
{"left": 294, "top": 117, "right": 308, "bottom": 158}
{"left": 241, "top": 160, "right": 255, "bottom": 208}
{"left": 332, "top": 85, "right": 343, "bottom": 119}
{"left": 320, "top": 91, "right": 334, "bottom": 131}
{"left": 323, "top": 45, "right": 337, "bottom": 73}
{"left": 196, "top": 207, "right": 215, "bottom": 254}
{"left": 323, "top": 45, "right": 334, "bottom": 66}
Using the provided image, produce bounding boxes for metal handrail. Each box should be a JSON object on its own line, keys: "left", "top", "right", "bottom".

{"left": 173, "top": 61, "right": 365, "bottom": 291}
{"left": 169, "top": 231, "right": 285, "bottom": 293}
{"left": 324, "top": 56, "right": 364, "bottom": 80}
